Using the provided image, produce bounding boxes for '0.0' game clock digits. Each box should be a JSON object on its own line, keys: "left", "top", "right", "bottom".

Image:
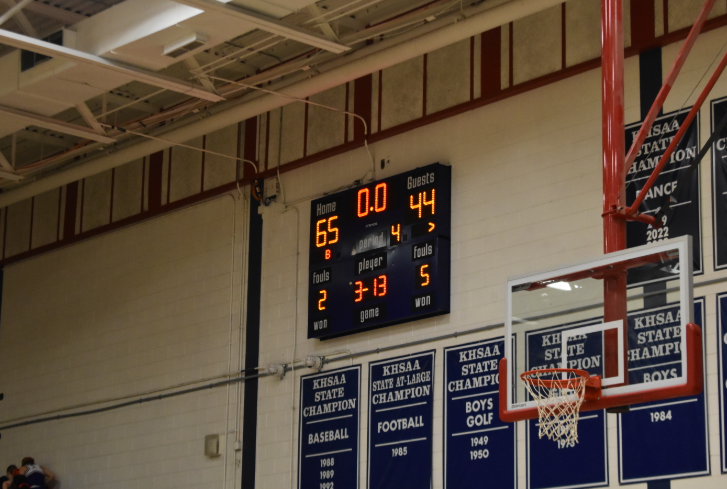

{"left": 308, "top": 163, "right": 451, "bottom": 339}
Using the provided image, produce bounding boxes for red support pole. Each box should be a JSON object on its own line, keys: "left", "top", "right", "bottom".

{"left": 602, "top": 0, "right": 628, "bottom": 383}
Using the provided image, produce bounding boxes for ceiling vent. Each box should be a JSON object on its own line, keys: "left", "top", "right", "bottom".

{"left": 163, "top": 33, "right": 207, "bottom": 59}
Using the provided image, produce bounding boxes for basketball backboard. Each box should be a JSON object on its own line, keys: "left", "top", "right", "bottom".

{"left": 499, "top": 236, "right": 703, "bottom": 421}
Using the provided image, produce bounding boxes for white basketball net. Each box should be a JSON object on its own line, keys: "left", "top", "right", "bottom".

{"left": 521, "top": 369, "right": 588, "bottom": 445}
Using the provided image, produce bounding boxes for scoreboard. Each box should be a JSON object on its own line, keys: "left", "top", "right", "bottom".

{"left": 308, "top": 163, "right": 451, "bottom": 339}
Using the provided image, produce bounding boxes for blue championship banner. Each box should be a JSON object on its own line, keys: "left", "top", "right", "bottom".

{"left": 444, "top": 338, "right": 516, "bottom": 489}
{"left": 625, "top": 110, "right": 702, "bottom": 274}
{"left": 716, "top": 293, "right": 727, "bottom": 473}
{"left": 368, "top": 351, "right": 435, "bottom": 489}
{"left": 525, "top": 320, "right": 608, "bottom": 489}
{"left": 712, "top": 98, "right": 727, "bottom": 270}
{"left": 618, "top": 299, "right": 709, "bottom": 483}
{"left": 299, "top": 366, "right": 361, "bottom": 489}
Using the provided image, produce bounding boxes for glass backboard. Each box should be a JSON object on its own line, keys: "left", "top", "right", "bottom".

{"left": 501, "top": 236, "right": 697, "bottom": 419}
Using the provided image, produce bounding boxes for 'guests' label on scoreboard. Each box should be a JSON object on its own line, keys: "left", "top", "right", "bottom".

{"left": 444, "top": 339, "right": 515, "bottom": 489}
{"left": 298, "top": 366, "right": 360, "bottom": 489}
{"left": 368, "top": 351, "right": 434, "bottom": 489}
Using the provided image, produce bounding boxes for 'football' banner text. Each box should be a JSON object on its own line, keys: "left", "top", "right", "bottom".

{"left": 368, "top": 351, "right": 434, "bottom": 489}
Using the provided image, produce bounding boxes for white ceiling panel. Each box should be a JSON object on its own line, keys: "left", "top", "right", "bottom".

{"left": 19, "top": 76, "right": 106, "bottom": 106}
{"left": 0, "top": 90, "right": 73, "bottom": 117}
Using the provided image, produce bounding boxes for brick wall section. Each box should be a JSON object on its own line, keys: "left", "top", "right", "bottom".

{"left": 0, "top": 197, "right": 248, "bottom": 489}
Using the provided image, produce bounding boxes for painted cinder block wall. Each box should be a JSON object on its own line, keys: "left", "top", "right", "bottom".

{"left": 0, "top": 1, "right": 726, "bottom": 488}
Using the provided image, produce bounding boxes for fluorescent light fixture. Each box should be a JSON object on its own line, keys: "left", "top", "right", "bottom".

{"left": 546, "top": 282, "right": 572, "bottom": 291}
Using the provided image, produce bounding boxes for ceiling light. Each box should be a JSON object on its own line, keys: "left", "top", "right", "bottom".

{"left": 546, "top": 282, "right": 572, "bottom": 291}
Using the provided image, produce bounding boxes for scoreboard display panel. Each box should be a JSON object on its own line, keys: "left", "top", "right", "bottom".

{"left": 308, "top": 163, "right": 451, "bottom": 339}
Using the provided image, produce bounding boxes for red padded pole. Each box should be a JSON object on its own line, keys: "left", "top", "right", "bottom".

{"left": 601, "top": 0, "right": 628, "bottom": 382}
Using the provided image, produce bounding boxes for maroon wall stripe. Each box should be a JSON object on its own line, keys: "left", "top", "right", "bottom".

{"left": 481, "top": 27, "right": 502, "bottom": 98}
{"left": 78, "top": 179, "right": 85, "bottom": 232}
{"left": 141, "top": 156, "right": 146, "bottom": 212}
{"left": 470, "top": 37, "right": 475, "bottom": 101}
{"left": 561, "top": 3, "right": 567, "bottom": 69}
{"left": 109, "top": 168, "right": 115, "bottom": 222}
{"left": 631, "top": 0, "right": 656, "bottom": 49}
{"left": 56, "top": 187, "right": 62, "bottom": 241}
{"left": 201, "top": 135, "right": 206, "bottom": 192}
{"left": 265, "top": 112, "right": 271, "bottom": 169}
{"left": 303, "top": 102, "right": 309, "bottom": 158}
{"left": 422, "top": 53, "right": 428, "bottom": 117}
{"left": 166, "top": 148, "right": 172, "bottom": 204}
{"left": 344, "top": 82, "right": 350, "bottom": 143}
{"left": 244, "top": 116, "right": 258, "bottom": 167}
{"left": 377, "top": 71, "right": 383, "bottom": 132}
{"left": 508, "top": 22, "right": 514, "bottom": 87}
{"left": 148, "top": 151, "right": 164, "bottom": 211}
{"left": 28, "top": 196, "right": 34, "bottom": 250}
{"left": 63, "top": 181, "right": 78, "bottom": 240}
{"left": 353, "top": 75, "right": 372, "bottom": 141}
{"left": 2, "top": 209, "right": 7, "bottom": 259}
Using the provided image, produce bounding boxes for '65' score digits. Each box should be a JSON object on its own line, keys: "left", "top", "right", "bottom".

{"left": 308, "top": 163, "right": 451, "bottom": 339}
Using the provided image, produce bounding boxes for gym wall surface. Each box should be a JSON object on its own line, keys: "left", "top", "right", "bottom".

{"left": 1, "top": 1, "right": 727, "bottom": 488}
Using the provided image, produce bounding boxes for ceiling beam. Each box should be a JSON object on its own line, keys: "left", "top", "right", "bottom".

{"left": 0, "top": 151, "right": 22, "bottom": 180}
{"left": 75, "top": 102, "right": 106, "bottom": 135}
{"left": 0, "top": 29, "right": 225, "bottom": 102}
{"left": 0, "top": 104, "right": 117, "bottom": 143}
{"left": 23, "top": 1, "right": 86, "bottom": 25}
{"left": 16, "top": 129, "right": 77, "bottom": 148}
{"left": 0, "top": 0, "right": 37, "bottom": 38}
{"left": 174, "top": 0, "right": 350, "bottom": 54}
{"left": 305, "top": 4, "right": 339, "bottom": 42}
{"left": 1, "top": 0, "right": 37, "bottom": 37}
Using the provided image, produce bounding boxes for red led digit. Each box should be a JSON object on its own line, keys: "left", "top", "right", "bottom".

{"left": 315, "top": 219, "right": 327, "bottom": 247}
{"left": 377, "top": 275, "right": 387, "bottom": 296}
{"left": 325, "top": 249, "right": 331, "bottom": 259}
{"left": 327, "top": 216, "right": 339, "bottom": 244}
{"left": 318, "top": 290, "right": 327, "bottom": 310}
{"left": 420, "top": 265, "right": 430, "bottom": 287}
{"left": 423, "top": 189, "right": 435, "bottom": 215}
{"left": 354, "top": 281, "right": 368, "bottom": 302}
{"left": 357, "top": 188, "right": 370, "bottom": 217}
{"left": 391, "top": 224, "right": 401, "bottom": 243}
{"left": 374, "top": 183, "right": 387, "bottom": 212}
{"left": 410, "top": 192, "right": 423, "bottom": 218}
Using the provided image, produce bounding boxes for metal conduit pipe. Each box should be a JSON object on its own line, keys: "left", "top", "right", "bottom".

{"left": 0, "top": 0, "right": 571, "bottom": 208}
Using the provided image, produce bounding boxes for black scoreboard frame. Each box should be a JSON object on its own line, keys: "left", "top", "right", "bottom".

{"left": 307, "top": 163, "right": 451, "bottom": 339}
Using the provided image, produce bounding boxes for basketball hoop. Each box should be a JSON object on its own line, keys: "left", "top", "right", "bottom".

{"left": 520, "top": 368, "right": 594, "bottom": 445}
